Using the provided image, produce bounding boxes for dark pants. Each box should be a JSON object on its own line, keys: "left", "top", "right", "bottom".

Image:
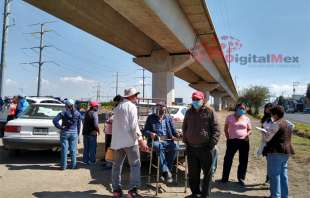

{"left": 222, "top": 139, "right": 249, "bottom": 181}
{"left": 105, "top": 134, "right": 112, "bottom": 152}
{"left": 187, "top": 145, "right": 213, "bottom": 198}
{"left": 83, "top": 135, "right": 97, "bottom": 164}
{"left": 0, "top": 122, "right": 5, "bottom": 138}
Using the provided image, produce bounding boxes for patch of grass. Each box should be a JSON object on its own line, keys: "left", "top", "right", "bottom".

{"left": 291, "top": 135, "right": 310, "bottom": 160}
{"left": 293, "top": 122, "right": 310, "bottom": 139}
{"left": 294, "top": 122, "right": 310, "bottom": 133}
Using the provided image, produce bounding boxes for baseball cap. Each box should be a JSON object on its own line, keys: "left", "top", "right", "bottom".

{"left": 192, "top": 91, "right": 205, "bottom": 100}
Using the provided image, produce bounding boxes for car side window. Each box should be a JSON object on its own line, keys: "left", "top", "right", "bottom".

{"left": 41, "top": 100, "right": 61, "bottom": 104}
{"left": 26, "top": 99, "right": 35, "bottom": 104}
{"left": 181, "top": 108, "right": 187, "bottom": 115}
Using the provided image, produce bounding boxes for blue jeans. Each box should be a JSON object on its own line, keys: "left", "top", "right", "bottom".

{"left": 112, "top": 145, "right": 141, "bottom": 191}
{"left": 211, "top": 147, "right": 218, "bottom": 177}
{"left": 83, "top": 135, "right": 97, "bottom": 164}
{"left": 60, "top": 132, "right": 78, "bottom": 169}
{"left": 267, "top": 153, "right": 289, "bottom": 198}
{"left": 152, "top": 140, "right": 178, "bottom": 173}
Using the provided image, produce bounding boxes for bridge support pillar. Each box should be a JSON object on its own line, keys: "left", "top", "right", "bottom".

{"left": 134, "top": 50, "right": 194, "bottom": 105}
{"left": 212, "top": 92, "right": 228, "bottom": 111}
{"left": 152, "top": 71, "right": 175, "bottom": 105}
{"left": 204, "top": 90, "right": 210, "bottom": 102}
{"left": 214, "top": 96, "right": 222, "bottom": 111}
{"left": 222, "top": 97, "right": 227, "bottom": 110}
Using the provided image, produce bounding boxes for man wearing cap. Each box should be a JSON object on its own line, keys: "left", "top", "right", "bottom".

{"left": 143, "top": 102, "right": 179, "bottom": 183}
{"left": 111, "top": 87, "right": 148, "bottom": 198}
{"left": 183, "top": 91, "right": 220, "bottom": 198}
{"left": 53, "top": 99, "right": 82, "bottom": 170}
{"left": 82, "top": 101, "right": 100, "bottom": 165}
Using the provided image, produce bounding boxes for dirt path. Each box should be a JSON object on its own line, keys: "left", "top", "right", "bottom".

{"left": 0, "top": 111, "right": 308, "bottom": 198}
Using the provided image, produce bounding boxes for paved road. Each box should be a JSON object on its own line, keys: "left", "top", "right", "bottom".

{"left": 286, "top": 113, "right": 310, "bottom": 124}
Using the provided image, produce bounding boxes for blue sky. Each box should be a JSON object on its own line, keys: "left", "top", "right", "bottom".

{"left": 1, "top": 0, "right": 309, "bottom": 102}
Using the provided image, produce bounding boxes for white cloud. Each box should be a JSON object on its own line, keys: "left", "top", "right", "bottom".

{"left": 269, "top": 83, "right": 307, "bottom": 97}
{"left": 5, "top": 78, "right": 17, "bottom": 86}
{"left": 42, "top": 78, "right": 49, "bottom": 85}
{"left": 60, "top": 76, "right": 96, "bottom": 84}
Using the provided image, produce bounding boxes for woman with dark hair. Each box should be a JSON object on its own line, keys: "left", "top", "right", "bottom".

{"left": 261, "top": 103, "right": 274, "bottom": 125}
{"left": 102, "top": 95, "right": 123, "bottom": 169}
{"left": 262, "top": 105, "right": 294, "bottom": 198}
{"left": 221, "top": 103, "right": 252, "bottom": 186}
{"left": 259, "top": 103, "right": 274, "bottom": 183}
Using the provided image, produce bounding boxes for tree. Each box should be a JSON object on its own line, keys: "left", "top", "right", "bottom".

{"left": 239, "top": 86, "right": 270, "bottom": 115}
{"left": 277, "top": 96, "right": 285, "bottom": 106}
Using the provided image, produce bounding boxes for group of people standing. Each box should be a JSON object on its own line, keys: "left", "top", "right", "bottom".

{"left": 0, "top": 95, "right": 29, "bottom": 137}
{"left": 51, "top": 87, "right": 294, "bottom": 198}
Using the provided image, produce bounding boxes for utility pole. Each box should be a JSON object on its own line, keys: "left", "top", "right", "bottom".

{"left": 137, "top": 68, "right": 150, "bottom": 99}
{"left": 37, "top": 23, "right": 44, "bottom": 97}
{"left": 115, "top": 72, "right": 119, "bottom": 96}
{"left": 0, "top": 0, "right": 12, "bottom": 97}
{"left": 95, "top": 83, "right": 101, "bottom": 102}
{"left": 22, "top": 22, "right": 53, "bottom": 96}
{"left": 293, "top": 81, "right": 300, "bottom": 97}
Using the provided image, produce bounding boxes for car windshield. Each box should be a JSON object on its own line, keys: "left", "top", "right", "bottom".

{"left": 20, "top": 105, "right": 64, "bottom": 119}
{"left": 168, "top": 107, "right": 179, "bottom": 114}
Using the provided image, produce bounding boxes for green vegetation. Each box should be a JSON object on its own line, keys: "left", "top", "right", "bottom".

{"left": 239, "top": 86, "right": 270, "bottom": 115}
{"left": 306, "top": 83, "right": 310, "bottom": 99}
{"left": 291, "top": 135, "right": 310, "bottom": 160}
{"left": 294, "top": 122, "right": 310, "bottom": 139}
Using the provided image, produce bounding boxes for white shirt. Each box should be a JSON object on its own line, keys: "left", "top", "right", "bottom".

{"left": 111, "top": 99, "right": 142, "bottom": 150}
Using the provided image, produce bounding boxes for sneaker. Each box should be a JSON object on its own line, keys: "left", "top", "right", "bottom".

{"left": 185, "top": 194, "right": 202, "bottom": 198}
{"left": 112, "top": 189, "right": 123, "bottom": 198}
{"left": 127, "top": 188, "right": 143, "bottom": 198}
{"left": 220, "top": 179, "right": 228, "bottom": 184}
{"left": 238, "top": 179, "right": 246, "bottom": 186}
{"left": 166, "top": 170, "right": 173, "bottom": 183}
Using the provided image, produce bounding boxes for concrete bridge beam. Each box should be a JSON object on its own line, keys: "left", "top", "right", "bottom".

{"left": 134, "top": 50, "right": 194, "bottom": 105}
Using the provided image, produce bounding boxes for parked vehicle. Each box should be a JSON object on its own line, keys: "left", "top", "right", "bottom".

{"left": 3, "top": 103, "right": 65, "bottom": 151}
{"left": 168, "top": 105, "right": 187, "bottom": 122}
{"left": 304, "top": 107, "right": 310, "bottom": 114}
{"left": 136, "top": 101, "right": 187, "bottom": 130}
{"left": 26, "top": 97, "right": 63, "bottom": 104}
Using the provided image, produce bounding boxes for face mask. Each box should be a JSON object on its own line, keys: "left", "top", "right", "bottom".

{"left": 192, "top": 100, "right": 203, "bottom": 110}
{"left": 155, "top": 108, "right": 165, "bottom": 116}
{"left": 236, "top": 108, "right": 246, "bottom": 116}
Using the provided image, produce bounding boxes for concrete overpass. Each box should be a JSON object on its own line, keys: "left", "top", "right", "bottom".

{"left": 25, "top": 0, "right": 238, "bottom": 110}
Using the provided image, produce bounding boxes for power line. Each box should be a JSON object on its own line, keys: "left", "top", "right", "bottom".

{"left": 22, "top": 21, "right": 54, "bottom": 96}
{"left": 93, "top": 83, "right": 104, "bottom": 102}
{"left": 0, "top": 0, "right": 13, "bottom": 97}
{"left": 136, "top": 68, "right": 150, "bottom": 99}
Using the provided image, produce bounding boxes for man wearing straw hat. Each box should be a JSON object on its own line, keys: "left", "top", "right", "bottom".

{"left": 111, "top": 87, "right": 148, "bottom": 198}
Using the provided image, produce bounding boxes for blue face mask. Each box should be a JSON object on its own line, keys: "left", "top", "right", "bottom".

{"left": 236, "top": 108, "right": 246, "bottom": 116}
{"left": 192, "top": 100, "right": 203, "bottom": 110}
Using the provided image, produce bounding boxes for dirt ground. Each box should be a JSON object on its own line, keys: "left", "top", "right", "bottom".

{"left": 0, "top": 111, "right": 309, "bottom": 198}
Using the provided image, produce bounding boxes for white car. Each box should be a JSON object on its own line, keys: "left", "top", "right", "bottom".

{"left": 26, "top": 96, "right": 63, "bottom": 104}
{"left": 3, "top": 103, "right": 65, "bottom": 151}
{"left": 168, "top": 105, "right": 188, "bottom": 122}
